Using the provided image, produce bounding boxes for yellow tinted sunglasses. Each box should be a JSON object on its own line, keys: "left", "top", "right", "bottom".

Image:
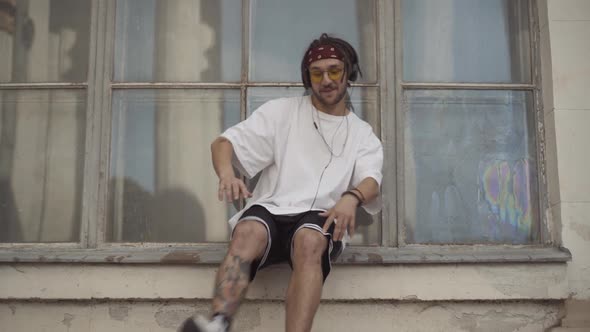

{"left": 309, "top": 67, "right": 345, "bottom": 83}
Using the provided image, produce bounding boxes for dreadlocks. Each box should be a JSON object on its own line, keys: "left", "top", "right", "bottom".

{"left": 301, "top": 33, "right": 363, "bottom": 89}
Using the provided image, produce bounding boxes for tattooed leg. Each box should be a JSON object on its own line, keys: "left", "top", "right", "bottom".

{"left": 212, "top": 220, "right": 268, "bottom": 317}
{"left": 212, "top": 254, "right": 252, "bottom": 316}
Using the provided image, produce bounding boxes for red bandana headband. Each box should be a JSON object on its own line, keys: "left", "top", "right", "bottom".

{"left": 306, "top": 44, "right": 344, "bottom": 65}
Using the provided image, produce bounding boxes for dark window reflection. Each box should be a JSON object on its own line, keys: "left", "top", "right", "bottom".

{"left": 0, "top": 0, "right": 90, "bottom": 83}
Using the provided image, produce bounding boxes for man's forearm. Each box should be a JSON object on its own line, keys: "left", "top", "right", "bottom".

{"left": 353, "top": 177, "right": 380, "bottom": 205}
{"left": 211, "top": 137, "right": 235, "bottom": 179}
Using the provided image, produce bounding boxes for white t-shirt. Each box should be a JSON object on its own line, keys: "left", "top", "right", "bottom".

{"left": 221, "top": 96, "right": 383, "bottom": 231}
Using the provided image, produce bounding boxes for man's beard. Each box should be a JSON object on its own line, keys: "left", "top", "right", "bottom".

{"left": 312, "top": 85, "right": 347, "bottom": 108}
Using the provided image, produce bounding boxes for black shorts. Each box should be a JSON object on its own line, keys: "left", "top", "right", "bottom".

{"left": 232, "top": 205, "right": 343, "bottom": 282}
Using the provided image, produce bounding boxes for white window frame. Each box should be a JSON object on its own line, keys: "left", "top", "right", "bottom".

{"left": 0, "top": 0, "right": 570, "bottom": 265}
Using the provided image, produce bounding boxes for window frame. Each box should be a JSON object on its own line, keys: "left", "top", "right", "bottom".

{"left": 395, "top": 0, "right": 551, "bottom": 247}
{"left": 0, "top": 0, "right": 99, "bottom": 250}
{"left": 0, "top": 0, "right": 570, "bottom": 264}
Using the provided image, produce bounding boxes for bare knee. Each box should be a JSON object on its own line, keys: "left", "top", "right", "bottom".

{"left": 292, "top": 229, "right": 327, "bottom": 267}
{"left": 230, "top": 220, "right": 268, "bottom": 260}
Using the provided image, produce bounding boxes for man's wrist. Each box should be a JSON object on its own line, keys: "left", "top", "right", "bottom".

{"left": 351, "top": 188, "right": 366, "bottom": 202}
{"left": 341, "top": 190, "right": 363, "bottom": 207}
{"left": 218, "top": 168, "right": 235, "bottom": 180}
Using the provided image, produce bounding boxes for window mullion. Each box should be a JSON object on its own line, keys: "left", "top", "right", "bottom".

{"left": 78, "top": 0, "right": 103, "bottom": 249}
{"left": 92, "top": 0, "right": 117, "bottom": 248}
{"left": 239, "top": 0, "right": 250, "bottom": 210}
{"left": 242, "top": 0, "right": 250, "bottom": 86}
{"left": 0, "top": 83, "right": 87, "bottom": 89}
{"left": 401, "top": 82, "right": 536, "bottom": 90}
{"left": 377, "top": 0, "right": 396, "bottom": 247}
{"left": 394, "top": 0, "right": 406, "bottom": 247}
{"left": 530, "top": 0, "right": 551, "bottom": 244}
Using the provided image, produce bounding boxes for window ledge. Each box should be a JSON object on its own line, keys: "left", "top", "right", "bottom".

{"left": 340, "top": 245, "right": 571, "bottom": 264}
{"left": 0, "top": 245, "right": 571, "bottom": 265}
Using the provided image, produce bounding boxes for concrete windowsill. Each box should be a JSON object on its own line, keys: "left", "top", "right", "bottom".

{"left": 0, "top": 244, "right": 571, "bottom": 265}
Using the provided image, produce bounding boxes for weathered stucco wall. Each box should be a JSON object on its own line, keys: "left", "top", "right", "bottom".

{"left": 0, "top": 264, "right": 569, "bottom": 301}
{"left": 545, "top": 0, "right": 590, "bottom": 300}
{"left": 0, "top": 263, "right": 569, "bottom": 331}
{"left": 0, "top": 300, "right": 562, "bottom": 332}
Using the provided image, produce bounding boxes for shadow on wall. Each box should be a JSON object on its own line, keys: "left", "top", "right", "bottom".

{"left": 108, "top": 177, "right": 206, "bottom": 243}
{"left": 0, "top": 178, "right": 22, "bottom": 242}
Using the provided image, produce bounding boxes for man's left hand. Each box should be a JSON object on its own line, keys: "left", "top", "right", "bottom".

{"left": 320, "top": 195, "right": 359, "bottom": 241}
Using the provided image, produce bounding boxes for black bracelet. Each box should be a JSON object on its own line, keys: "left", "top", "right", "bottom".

{"left": 351, "top": 188, "right": 366, "bottom": 202}
{"left": 341, "top": 190, "right": 363, "bottom": 207}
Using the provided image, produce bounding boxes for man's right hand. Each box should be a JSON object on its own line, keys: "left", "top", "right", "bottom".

{"left": 218, "top": 174, "right": 252, "bottom": 202}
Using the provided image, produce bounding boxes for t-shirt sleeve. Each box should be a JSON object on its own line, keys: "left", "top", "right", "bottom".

{"left": 220, "top": 100, "right": 279, "bottom": 178}
{"left": 351, "top": 127, "right": 384, "bottom": 215}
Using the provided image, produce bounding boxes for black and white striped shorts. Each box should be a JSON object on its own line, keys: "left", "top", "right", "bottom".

{"left": 233, "top": 204, "right": 343, "bottom": 282}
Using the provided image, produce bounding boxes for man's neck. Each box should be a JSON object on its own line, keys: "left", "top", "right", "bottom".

{"left": 310, "top": 95, "right": 348, "bottom": 116}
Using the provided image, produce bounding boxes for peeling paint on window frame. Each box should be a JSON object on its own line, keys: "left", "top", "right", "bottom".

{"left": 0, "top": 0, "right": 568, "bottom": 265}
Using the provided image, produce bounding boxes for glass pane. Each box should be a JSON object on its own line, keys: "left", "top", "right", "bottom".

{"left": 0, "top": 0, "right": 91, "bottom": 82}
{"left": 250, "top": 0, "right": 376, "bottom": 83}
{"left": 114, "top": 0, "right": 241, "bottom": 82}
{"left": 402, "top": 0, "right": 531, "bottom": 83}
{"left": 247, "top": 87, "right": 380, "bottom": 135}
{"left": 248, "top": 87, "right": 381, "bottom": 246}
{"left": 108, "top": 89, "right": 240, "bottom": 242}
{"left": 0, "top": 90, "right": 86, "bottom": 242}
{"left": 403, "top": 90, "right": 538, "bottom": 244}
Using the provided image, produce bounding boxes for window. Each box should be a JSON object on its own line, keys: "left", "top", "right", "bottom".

{"left": 1, "top": 0, "right": 560, "bottom": 262}
{"left": 0, "top": 0, "right": 91, "bottom": 243}
{"left": 400, "top": 0, "right": 539, "bottom": 245}
{"left": 107, "top": 0, "right": 379, "bottom": 245}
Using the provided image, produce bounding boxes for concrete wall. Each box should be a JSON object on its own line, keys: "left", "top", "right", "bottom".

{"left": 0, "top": 263, "right": 569, "bottom": 331}
{"left": 545, "top": 0, "right": 590, "bottom": 300}
{"left": 0, "top": 300, "right": 562, "bottom": 332}
{"left": 0, "top": 264, "right": 570, "bottom": 301}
